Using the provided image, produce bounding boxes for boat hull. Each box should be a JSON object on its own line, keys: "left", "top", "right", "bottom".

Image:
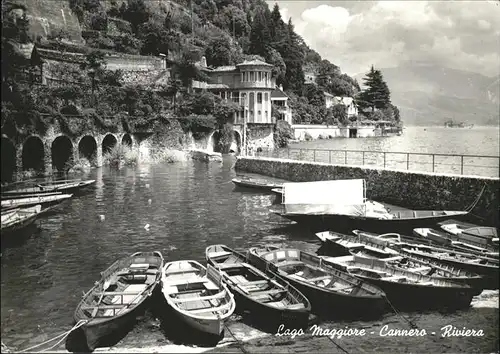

{"left": 206, "top": 259, "right": 309, "bottom": 331}
{"left": 229, "top": 285, "right": 310, "bottom": 330}
{"left": 405, "top": 253, "right": 499, "bottom": 290}
{"left": 232, "top": 179, "right": 282, "bottom": 192}
{"left": 353, "top": 275, "right": 474, "bottom": 311}
{"left": 281, "top": 275, "right": 386, "bottom": 320}
{"left": 77, "top": 299, "right": 148, "bottom": 351}
{"left": 277, "top": 212, "right": 469, "bottom": 235}
{"left": 167, "top": 307, "right": 224, "bottom": 336}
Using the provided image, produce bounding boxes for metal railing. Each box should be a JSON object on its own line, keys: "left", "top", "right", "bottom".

{"left": 255, "top": 148, "right": 500, "bottom": 178}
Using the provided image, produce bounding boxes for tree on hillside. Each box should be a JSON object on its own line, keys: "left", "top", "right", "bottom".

{"left": 356, "top": 65, "right": 391, "bottom": 112}
{"left": 248, "top": 8, "right": 271, "bottom": 58}
{"left": 121, "top": 0, "right": 150, "bottom": 33}
{"left": 264, "top": 48, "right": 286, "bottom": 86}
{"left": 281, "top": 18, "right": 304, "bottom": 94}
{"left": 269, "top": 3, "right": 286, "bottom": 47}
{"left": 331, "top": 104, "right": 348, "bottom": 126}
{"left": 205, "top": 37, "right": 236, "bottom": 66}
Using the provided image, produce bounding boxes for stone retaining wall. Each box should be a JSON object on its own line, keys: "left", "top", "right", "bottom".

{"left": 234, "top": 157, "right": 499, "bottom": 226}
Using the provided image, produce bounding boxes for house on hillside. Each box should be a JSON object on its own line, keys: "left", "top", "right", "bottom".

{"left": 193, "top": 58, "right": 280, "bottom": 125}
{"left": 271, "top": 85, "right": 292, "bottom": 125}
{"left": 332, "top": 96, "right": 358, "bottom": 117}
{"left": 324, "top": 92, "right": 335, "bottom": 108}
{"left": 304, "top": 71, "right": 317, "bottom": 85}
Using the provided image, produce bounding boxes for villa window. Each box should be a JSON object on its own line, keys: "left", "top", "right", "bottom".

{"left": 250, "top": 72, "right": 254, "bottom": 81}
{"left": 264, "top": 93, "right": 268, "bottom": 102}
{"left": 240, "top": 93, "right": 247, "bottom": 105}
{"left": 257, "top": 93, "right": 262, "bottom": 103}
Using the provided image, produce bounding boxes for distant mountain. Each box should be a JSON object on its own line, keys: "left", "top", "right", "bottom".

{"left": 355, "top": 62, "right": 500, "bottom": 126}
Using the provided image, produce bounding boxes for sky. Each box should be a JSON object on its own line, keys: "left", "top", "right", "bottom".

{"left": 266, "top": 0, "right": 500, "bottom": 78}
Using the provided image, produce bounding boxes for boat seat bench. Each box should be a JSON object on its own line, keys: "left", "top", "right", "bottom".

{"left": 173, "top": 292, "right": 227, "bottom": 303}
{"left": 250, "top": 289, "right": 285, "bottom": 297}
{"left": 308, "top": 275, "right": 332, "bottom": 282}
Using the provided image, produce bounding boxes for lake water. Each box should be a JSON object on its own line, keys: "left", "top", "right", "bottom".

{"left": 262, "top": 126, "right": 500, "bottom": 177}
{"left": 1, "top": 155, "right": 498, "bottom": 353}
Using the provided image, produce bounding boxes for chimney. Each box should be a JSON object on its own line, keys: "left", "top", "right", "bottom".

{"left": 201, "top": 56, "right": 207, "bottom": 68}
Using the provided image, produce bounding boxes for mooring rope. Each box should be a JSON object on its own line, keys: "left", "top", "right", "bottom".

{"left": 326, "top": 336, "right": 350, "bottom": 354}
{"left": 4, "top": 319, "right": 89, "bottom": 353}
{"left": 384, "top": 297, "right": 418, "bottom": 329}
{"left": 224, "top": 323, "right": 249, "bottom": 354}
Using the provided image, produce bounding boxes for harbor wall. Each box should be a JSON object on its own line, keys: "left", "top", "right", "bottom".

{"left": 234, "top": 157, "right": 500, "bottom": 226}
{"left": 291, "top": 124, "right": 383, "bottom": 140}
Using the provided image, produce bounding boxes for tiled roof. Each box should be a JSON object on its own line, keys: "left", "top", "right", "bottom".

{"left": 271, "top": 88, "right": 288, "bottom": 99}
{"left": 237, "top": 60, "right": 272, "bottom": 67}
{"left": 333, "top": 96, "right": 355, "bottom": 105}
{"left": 210, "top": 66, "right": 237, "bottom": 72}
{"left": 206, "top": 83, "right": 230, "bottom": 89}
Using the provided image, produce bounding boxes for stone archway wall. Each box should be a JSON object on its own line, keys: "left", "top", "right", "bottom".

{"left": 77, "top": 135, "right": 98, "bottom": 166}
{"left": 22, "top": 135, "right": 45, "bottom": 172}
{"left": 102, "top": 133, "right": 118, "bottom": 155}
{"left": 1, "top": 137, "right": 17, "bottom": 182}
{"left": 51, "top": 135, "right": 74, "bottom": 173}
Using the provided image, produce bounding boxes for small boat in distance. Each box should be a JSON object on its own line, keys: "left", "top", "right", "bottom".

{"left": 161, "top": 260, "right": 235, "bottom": 337}
{"left": 232, "top": 177, "right": 284, "bottom": 191}
{"left": 322, "top": 254, "right": 476, "bottom": 311}
{"left": 74, "top": 251, "right": 164, "bottom": 351}
{"left": 1, "top": 193, "right": 73, "bottom": 210}
{"left": 2, "top": 179, "right": 95, "bottom": 197}
{"left": 247, "top": 246, "right": 387, "bottom": 319}
{"left": 206, "top": 244, "right": 311, "bottom": 330}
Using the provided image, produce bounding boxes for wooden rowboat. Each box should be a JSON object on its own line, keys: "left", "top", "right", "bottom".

{"left": 2, "top": 179, "right": 95, "bottom": 197}
{"left": 231, "top": 178, "right": 283, "bottom": 191}
{"left": 248, "top": 246, "right": 387, "bottom": 319}
{"left": 74, "top": 251, "right": 164, "bottom": 351}
{"left": 274, "top": 180, "right": 485, "bottom": 235}
{"left": 316, "top": 231, "right": 485, "bottom": 296}
{"left": 206, "top": 245, "right": 311, "bottom": 330}
{"left": 322, "top": 254, "right": 476, "bottom": 311}
{"left": 1, "top": 193, "right": 73, "bottom": 210}
{"left": 161, "top": 260, "right": 235, "bottom": 337}
{"left": 353, "top": 230, "right": 499, "bottom": 290}
{"left": 1, "top": 205, "right": 42, "bottom": 234}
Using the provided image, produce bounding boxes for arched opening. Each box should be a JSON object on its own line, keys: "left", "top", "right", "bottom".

{"left": 1, "top": 137, "right": 17, "bottom": 183}
{"left": 22, "top": 136, "right": 45, "bottom": 172}
{"left": 78, "top": 135, "right": 97, "bottom": 166}
{"left": 229, "top": 131, "right": 242, "bottom": 154}
{"left": 102, "top": 134, "right": 117, "bottom": 155}
{"left": 121, "top": 133, "right": 133, "bottom": 147}
{"left": 210, "top": 131, "right": 223, "bottom": 153}
{"left": 51, "top": 136, "right": 73, "bottom": 172}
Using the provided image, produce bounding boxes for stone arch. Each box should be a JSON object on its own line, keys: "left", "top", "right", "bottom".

{"left": 121, "top": 133, "right": 133, "bottom": 148}
{"left": 78, "top": 135, "right": 98, "bottom": 166}
{"left": 229, "top": 130, "right": 242, "bottom": 154}
{"left": 22, "top": 135, "right": 45, "bottom": 172}
{"left": 51, "top": 135, "right": 73, "bottom": 172}
{"left": 1, "top": 137, "right": 17, "bottom": 182}
{"left": 102, "top": 133, "right": 118, "bottom": 155}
